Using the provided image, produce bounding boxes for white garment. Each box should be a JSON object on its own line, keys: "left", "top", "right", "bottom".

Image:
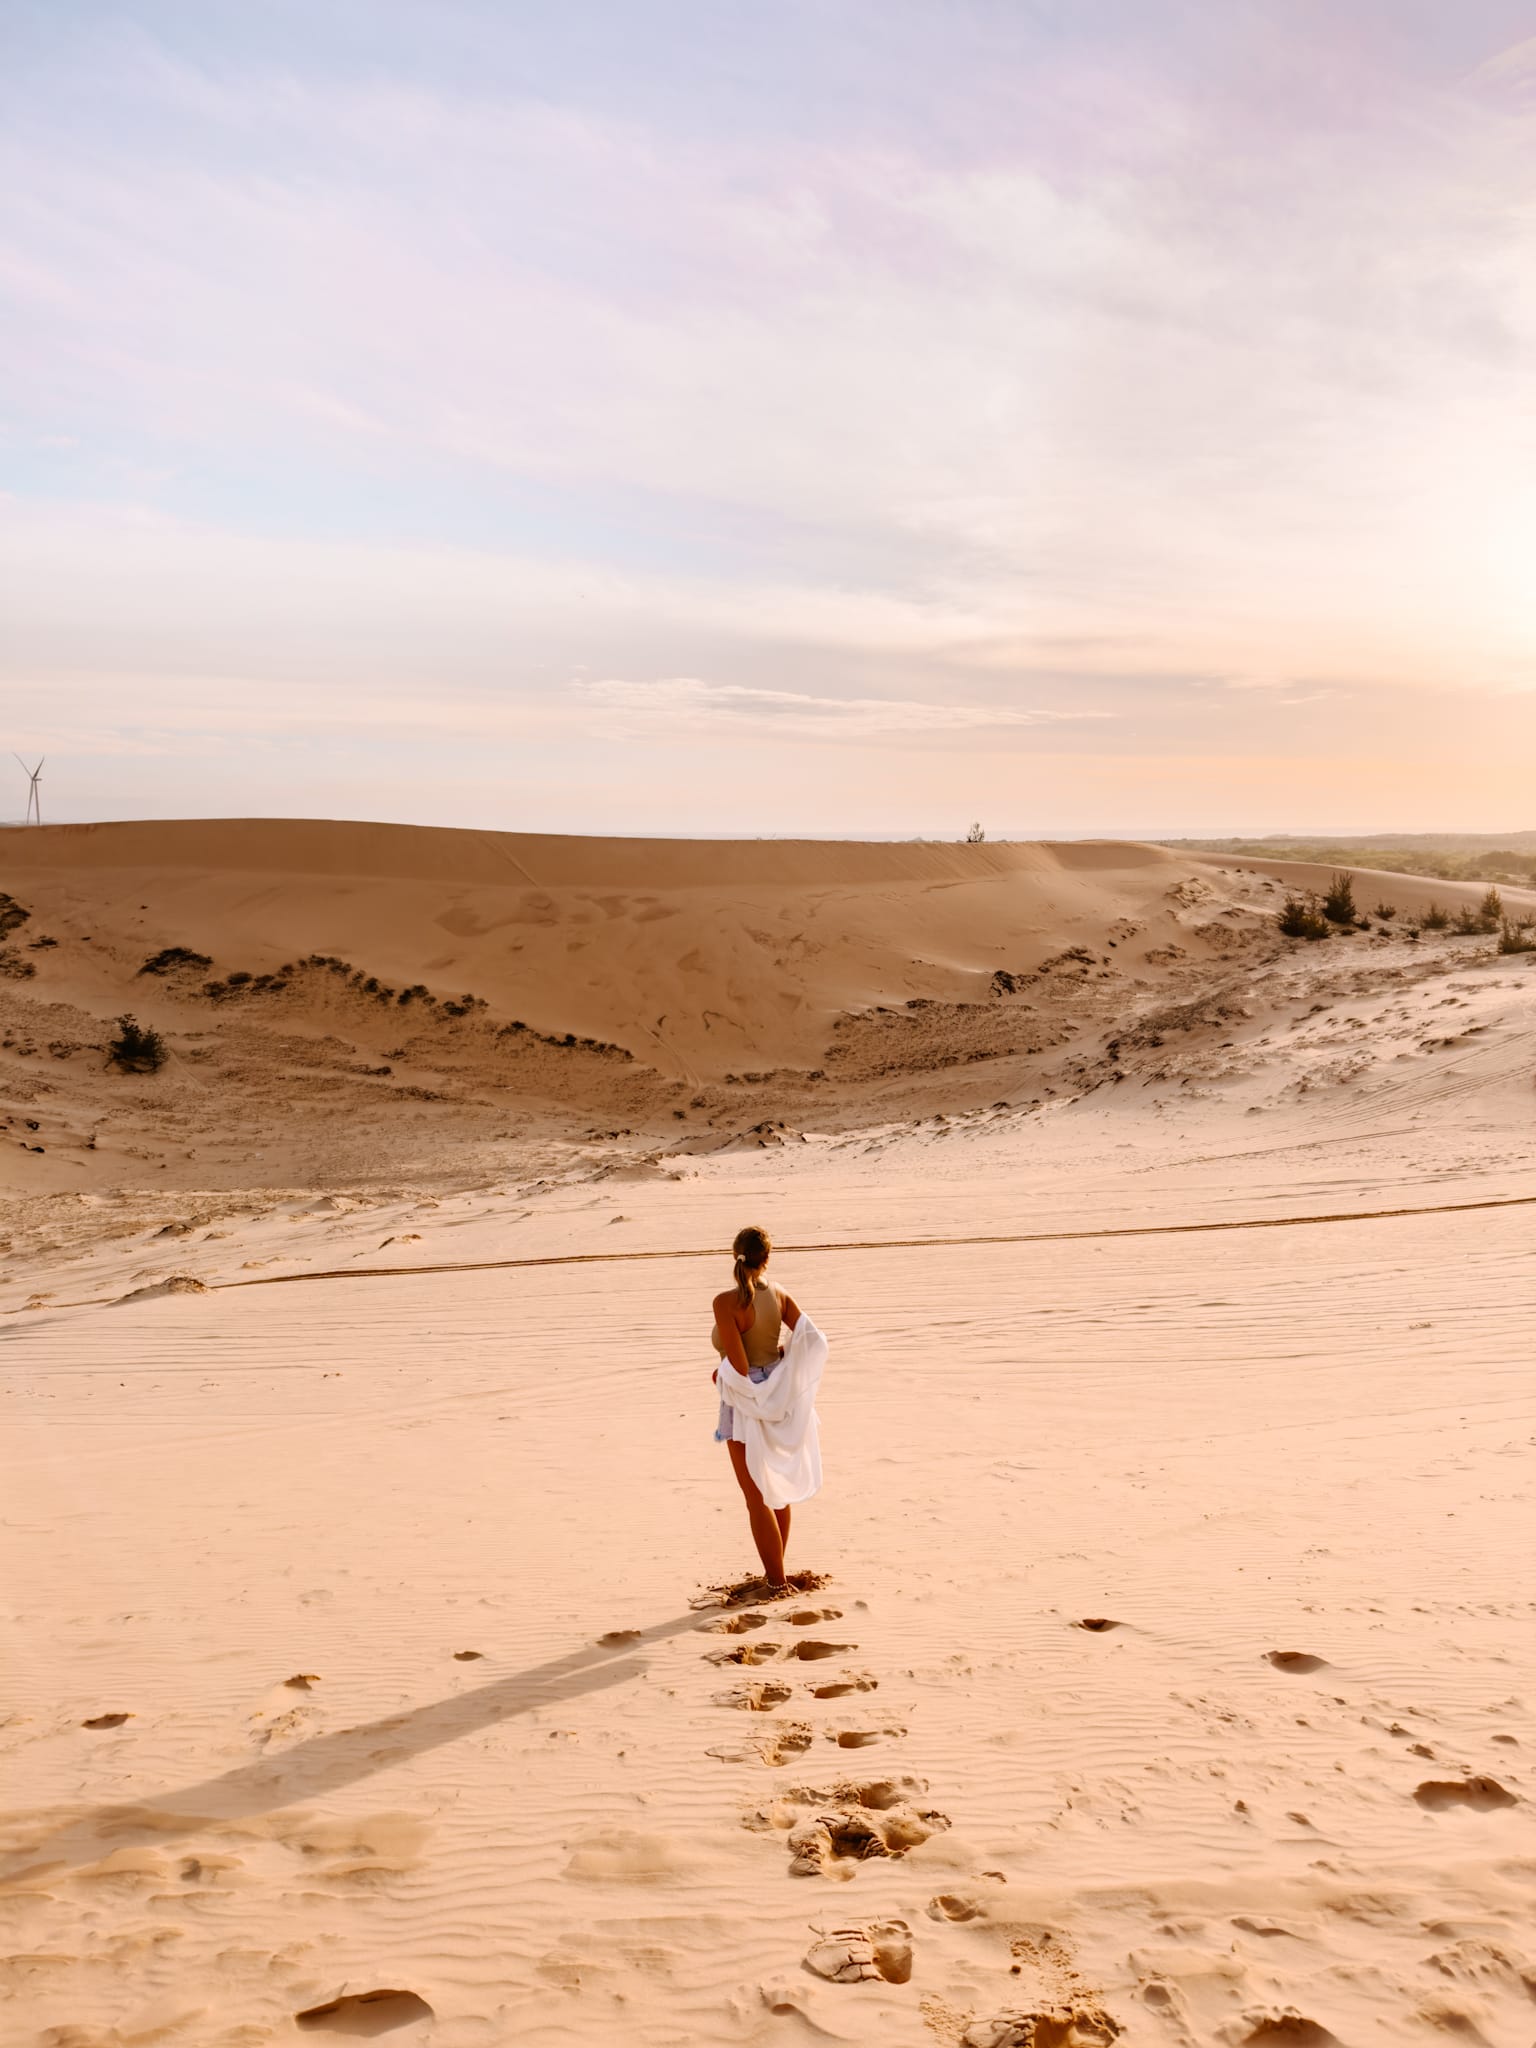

{"left": 716, "top": 1312, "right": 827, "bottom": 1510}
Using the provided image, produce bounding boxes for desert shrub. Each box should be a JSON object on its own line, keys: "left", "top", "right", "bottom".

{"left": 965, "top": 821, "right": 986, "bottom": 843}
{"left": 0, "top": 893, "right": 30, "bottom": 942}
{"left": 138, "top": 946, "right": 212, "bottom": 976}
{"left": 1373, "top": 902, "right": 1395, "bottom": 920}
{"left": 1478, "top": 885, "right": 1504, "bottom": 931}
{"left": 108, "top": 1014, "right": 168, "bottom": 1073}
{"left": 1421, "top": 901, "right": 1451, "bottom": 930}
{"left": 1276, "top": 894, "right": 1331, "bottom": 940}
{"left": 1452, "top": 904, "right": 1484, "bottom": 935}
{"left": 1497, "top": 922, "right": 1536, "bottom": 954}
{"left": 1322, "top": 871, "right": 1357, "bottom": 924}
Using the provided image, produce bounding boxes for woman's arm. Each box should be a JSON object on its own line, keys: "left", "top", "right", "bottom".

{"left": 713, "top": 1292, "right": 753, "bottom": 1378}
{"left": 779, "top": 1289, "right": 801, "bottom": 1330}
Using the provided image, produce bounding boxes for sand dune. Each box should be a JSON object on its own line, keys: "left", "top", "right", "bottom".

{"left": 2, "top": 824, "right": 1534, "bottom": 2045}
{"left": 5, "top": 819, "right": 1531, "bottom": 1200}
{"left": 0, "top": 821, "right": 1204, "bottom": 1079}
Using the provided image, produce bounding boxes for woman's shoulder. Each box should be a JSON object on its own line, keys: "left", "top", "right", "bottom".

{"left": 712, "top": 1286, "right": 744, "bottom": 1316}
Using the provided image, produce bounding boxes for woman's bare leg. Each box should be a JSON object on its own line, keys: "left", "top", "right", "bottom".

{"left": 727, "top": 1442, "right": 786, "bottom": 1585}
{"left": 775, "top": 1504, "right": 791, "bottom": 1556}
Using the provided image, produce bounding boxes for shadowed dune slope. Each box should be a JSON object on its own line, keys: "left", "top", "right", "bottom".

{"left": 0, "top": 821, "right": 1206, "bottom": 1074}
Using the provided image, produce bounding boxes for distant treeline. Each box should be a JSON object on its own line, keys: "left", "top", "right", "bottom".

{"left": 1163, "top": 834, "right": 1536, "bottom": 885}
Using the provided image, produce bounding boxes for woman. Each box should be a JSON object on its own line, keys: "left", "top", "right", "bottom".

{"left": 712, "top": 1224, "right": 827, "bottom": 1589}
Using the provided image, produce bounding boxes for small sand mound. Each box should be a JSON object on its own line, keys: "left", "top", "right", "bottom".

{"left": 113, "top": 1274, "right": 210, "bottom": 1305}
{"left": 295, "top": 1989, "right": 434, "bottom": 2034}
{"left": 1413, "top": 1775, "right": 1518, "bottom": 1811}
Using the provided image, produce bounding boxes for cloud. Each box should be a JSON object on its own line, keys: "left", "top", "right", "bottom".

{"left": 578, "top": 677, "right": 1115, "bottom": 741}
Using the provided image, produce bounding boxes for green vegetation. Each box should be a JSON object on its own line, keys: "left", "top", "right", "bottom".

{"left": 1321, "top": 871, "right": 1357, "bottom": 925}
{"left": 0, "top": 892, "right": 30, "bottom": 942}
{"left": 1163, "top": 832, "right": 1536, "bottom": 886}
{"left": 139, "top": 946, "right": 212, "bottom": 975}
{"left": 108, "top": 1014, "right": 168, "bottom": 1073}
{"left": 1276, "top": 894, "right": 1331, "bottom": 940}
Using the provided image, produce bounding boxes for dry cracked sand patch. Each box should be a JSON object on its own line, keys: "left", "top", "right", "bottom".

{"left": 0, "top": 822, "right": 1533, "bottom": 2045}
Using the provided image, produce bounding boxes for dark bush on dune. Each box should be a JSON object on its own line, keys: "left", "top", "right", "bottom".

{"left": 1421, "top": 902, "right": 1451, "bottom": 930}
{"left": 1478, "top": 886, "right": 1504, "bottom": 932}
{"left": 1322, "top": 871, "right": 1357, "bottom": 924}
{"left": 1497, "top": 922, "right": 1536, "bottom": 955}
{"left": 139, "top": 946, "right": 212, "bottom": 976}
{"left": 107, "top": 1014, "right": 168, "bottom": 1073}
{"left": 1373, "top": 901, "right": 1395, "bottom": 920}
{"left": 1276, "top": 894, "right": 1331, "bottom": 940}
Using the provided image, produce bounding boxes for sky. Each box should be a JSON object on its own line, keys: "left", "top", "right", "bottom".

{"left": 3, "top": 0, "right": 1535, "bottom": 838}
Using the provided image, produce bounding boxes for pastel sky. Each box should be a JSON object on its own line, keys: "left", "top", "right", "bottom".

{"left": 4, "top": 1, "right": 1535, "bottom": 836}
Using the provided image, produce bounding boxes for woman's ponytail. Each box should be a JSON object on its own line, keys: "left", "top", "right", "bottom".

{"left": 731, "top": 1224, "right": 771, "bottom": 1306}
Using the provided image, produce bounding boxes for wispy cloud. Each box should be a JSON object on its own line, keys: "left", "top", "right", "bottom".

{"left": 580, "top": 678, "right": 1113, "bottom": 740}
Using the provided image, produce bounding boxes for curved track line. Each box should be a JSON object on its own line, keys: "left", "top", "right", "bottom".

{"left": 175, "top": 1190, "right": 1536, "bottom": 1293}
{"left": 12, "top": 1192, "right": 1533, "bottom": 1317}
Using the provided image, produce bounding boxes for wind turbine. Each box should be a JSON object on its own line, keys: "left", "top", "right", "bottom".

{"left": 13, "top": 756, "right": 43, "bottom": 826}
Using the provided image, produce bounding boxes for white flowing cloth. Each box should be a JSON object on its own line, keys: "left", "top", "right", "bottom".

{"left": 717, "top": 1313, "right": 828, "bottom": 1510}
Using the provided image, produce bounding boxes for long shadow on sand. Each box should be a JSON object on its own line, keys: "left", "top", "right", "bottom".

{"left": 2, "top": 1607, "right": 711, "bottom": 1880}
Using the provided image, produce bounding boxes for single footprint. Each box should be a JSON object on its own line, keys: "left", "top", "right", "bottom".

{"left": 829, "top": 1725, "right": 904, "bottom": 1749}
{"left": 714, "top": 1680, "right": 794, "bottom": 1713}
{"left": 1074, "top": 1618, "right": 1123, "bottom": 1633}
{"left": 295, "top": 1988, "right": 435, "bottom": 2033}
{"left": 963, "top": 2006, "right": 1120, "bottom": 2047}
{"left": 785, "top": 1773, "right": 929, "bottom": 1810}
{"left": 804, "top": 1918, "right": 913, "bottom": 1984}
{"left": 82, "top": 1712, "right": 133, "bottom": 1729}
{"left": 453, "top": 1650, "right": 485, "bottom": 1661}
{"left": 928, "top": 1892, "right": 987, "bottom": 1922}
{"left": 785, "top": 1639, "right": 855, "bottom": 1661}
{"left": 1413, "top": 1776, "right": 1517, "bottom": 1811}
{"left": 809, "top": 1671, "right": 879, "bottom": 1698}
{"left": 285, "top": 1673, "right": 322, "bottom": 1690}
{"left": 757, "top": 1723, "right": 815, "bottom": 1765}
{"left": 712, "top": 1722, "right": 815, "bottom": 1766}
{"left": 787, "top": 1801, "right": 950, "bottom": 1875}
{"left": 787, "top": 1608, "right": 843, "bottom": 1626}
{"left": 597, "top": 1630, "right": 642, "bottom": 1648}
{"left": 706, "top": 1641, "right": 783, "bottom": 1666}
{"left": 705, "top": 1612, "right": 770, "bottom": 1635}
{"left": 1265, "top": 1651, "right": 1329, "bottom": 1674}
